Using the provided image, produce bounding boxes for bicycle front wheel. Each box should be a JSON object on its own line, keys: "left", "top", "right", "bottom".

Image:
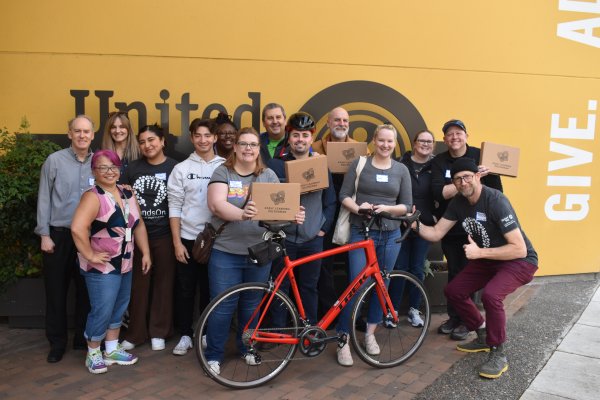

{"left": 350, "top": 271, "right": 430, "bottom": 368}
{"left": 195, "top": 282, "right": 300, "bottom": 389}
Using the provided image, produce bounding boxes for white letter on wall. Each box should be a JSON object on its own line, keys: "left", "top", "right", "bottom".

{"left": 545, "top": 194, "right": 590, "bottom": 220}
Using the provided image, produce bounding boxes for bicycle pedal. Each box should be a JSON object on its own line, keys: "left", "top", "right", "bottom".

{"left": 337, "top": 333, "right": 349, "bottom": 348}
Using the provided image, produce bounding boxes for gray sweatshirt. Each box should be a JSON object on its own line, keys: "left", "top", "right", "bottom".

{"left": 167, "top": 152, "right": 225, "bottom": 240}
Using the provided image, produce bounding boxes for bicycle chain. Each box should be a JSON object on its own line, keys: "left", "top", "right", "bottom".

{"left": 243, "top": 327, "right": 343, "bottom": 362}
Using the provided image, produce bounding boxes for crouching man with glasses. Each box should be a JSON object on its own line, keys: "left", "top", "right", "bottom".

{"left": 414, "top": 157, "right": 538, "bottom": 379}
{"left": 430, "top": 119, "right": 504, "bottom": 341}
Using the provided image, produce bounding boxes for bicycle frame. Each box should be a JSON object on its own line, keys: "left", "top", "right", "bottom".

{"left": 243, "top": 237, "right": 399, "bottom": 346}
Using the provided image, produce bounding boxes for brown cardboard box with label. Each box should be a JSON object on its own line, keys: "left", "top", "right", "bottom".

{"left": 480, "top": 142, "right": 520, "bottom": 177}
{"left": 326, "top": 141, "right": 369, "bottom": 173}
{"left": 284, "top": 155, "right": 329, "bottom": 193}
{"left": 251, "top": 182, "right": 301, "bottom": 221}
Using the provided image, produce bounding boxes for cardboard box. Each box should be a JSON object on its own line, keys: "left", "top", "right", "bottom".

{"left": 284, "top": 155, "right": 329, "bottom": 193}
{"left": 326, "top": 141, "right": 369, "bottom": 173}
{"left": 480, "top": 142, "right": 520, "bottom": 177}
{"left": 251, "top": 182, "right": 301, "bottom": 221}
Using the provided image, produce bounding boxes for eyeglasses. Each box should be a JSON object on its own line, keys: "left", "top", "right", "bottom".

{"left": 452, "top": 174, "right": 475, "bottom": 185}
{"left": 95, "top": 165, "right": 120, "bottom": 173}
{"left": 237, "top": 141, "right": 260, "bottom": 149}
{"left": 416, "top": 139, "right": 434, "bottom": 145}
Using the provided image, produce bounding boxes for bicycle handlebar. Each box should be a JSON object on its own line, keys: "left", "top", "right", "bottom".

{"left": 357, "top": 208, "right": 421, "bottom": 243}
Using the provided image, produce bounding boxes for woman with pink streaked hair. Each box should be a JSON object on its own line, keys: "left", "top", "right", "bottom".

{"left": 71, "top": 149, "right": 151, "bottom": 374}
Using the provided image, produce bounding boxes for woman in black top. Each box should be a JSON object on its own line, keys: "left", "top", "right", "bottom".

{"left": 120, "top": 125, "right": 178, "bottom": 352}
{"left": 390, "top": 130, "right": 436, "bottom": 328}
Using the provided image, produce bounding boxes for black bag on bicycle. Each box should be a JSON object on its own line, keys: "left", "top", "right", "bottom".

{"left": 248, "top": 239, "right": 283, "bottom": 265}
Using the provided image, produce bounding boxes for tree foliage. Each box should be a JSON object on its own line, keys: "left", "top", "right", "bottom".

{"left": 0, "top": 118, "right": 61, "bottom": 291}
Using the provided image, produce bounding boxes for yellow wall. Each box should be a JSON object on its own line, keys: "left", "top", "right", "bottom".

{"left": 1, "top": 1, "right": 599, "bottom": 275}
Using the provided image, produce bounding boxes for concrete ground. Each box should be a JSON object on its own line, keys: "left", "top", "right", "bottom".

{"left": 0, "top": 275, "right": 598, "bottom": 399}
{"left": 416, "top": 276, "right": 599, "bottom": 400}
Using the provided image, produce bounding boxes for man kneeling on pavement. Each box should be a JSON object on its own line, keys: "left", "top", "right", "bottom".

{"left": 415, "top": 158, "right": 538, "bottom": 379}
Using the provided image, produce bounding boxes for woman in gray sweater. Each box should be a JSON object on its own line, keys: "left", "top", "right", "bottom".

{"left": 335, "top": 124, "right": 412, "bottom": 367}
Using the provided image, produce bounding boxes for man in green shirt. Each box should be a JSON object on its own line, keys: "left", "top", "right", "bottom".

{"left": 259, "top": 103, "right": 287, "bottom": 176}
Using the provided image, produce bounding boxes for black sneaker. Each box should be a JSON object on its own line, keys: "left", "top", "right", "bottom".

{"left": 450, "top": 324, "right": 471, "bottom": 341}
{"left": 479, "top": 344, "right": 508, "bottom": 379}
{"left": 438, "top": 317, "right": 460, "bottom": 334}
{"left": 456, "top": 328, "right": 489, "bottom": 353}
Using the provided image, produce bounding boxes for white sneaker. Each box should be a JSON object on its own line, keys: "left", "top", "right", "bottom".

{"left": 173, "top": 335, "right": 193, "bottom": 356}
{"left": 365, "top": 334, "right": 380, "bottom": 355}
{"left": 383, "top": 311, "right": 399, "bottom": 329}
{"left": 207, "top": 360, "right": 220, "bottom": 375}
{"left": 120, "top": 340, "right": 135, "bottom": 350}
{"left": 244, "top": 353, "right": 261, "bottom": 366}
{"left": 201, "top": 335, "right": 207, "bottom": 350}
{"left": 151, "top": 338, "right": 165, "bottom": 351}
{"left": 337, "top": 339, "right": 354, "bottom": 366}
{"left": 408, "top": 307, "right": 424, "bottom": 327}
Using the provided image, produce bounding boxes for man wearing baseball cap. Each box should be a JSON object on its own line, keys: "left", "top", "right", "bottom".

{"left": 431, "top": 119, "right": 503, "bottom": 340}
{"left": 415, "top": 157, "right": 538, "bottom": 378}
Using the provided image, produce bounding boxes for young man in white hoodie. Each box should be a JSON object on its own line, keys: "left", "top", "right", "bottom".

{"left": 167, "top": 118, "right": 225, "bottom": 355}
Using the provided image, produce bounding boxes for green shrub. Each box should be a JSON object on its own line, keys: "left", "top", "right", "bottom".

{"left": 0, "top": 118, "right": 61, "bottom": 291}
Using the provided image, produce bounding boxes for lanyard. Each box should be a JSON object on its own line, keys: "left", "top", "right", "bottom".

{"left": 100, "top": 185, "right": 132, "bottom": 241}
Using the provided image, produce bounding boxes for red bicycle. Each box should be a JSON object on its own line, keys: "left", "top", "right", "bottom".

{"left": 195, "top": 210, "right": 429, "bottom": 389}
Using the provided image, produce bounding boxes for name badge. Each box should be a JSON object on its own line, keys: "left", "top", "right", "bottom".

{"left": 376, "top": 174, "right": 389, "bottom": 183}
{"left": 445, "top": 169, "right": 451, "bottom": 179}
{"left": 476, "top": 212, "right": 487, "bottom": 222}
{"left": 155, "top": 172, "right": 167, "bottom": 180}
{"left": 230, "top": 180, "right": 243, "bottom": 188}
{"left": 125, "top": 228, "right": 132, "bottom": 242}
{"left": 88, "top": 177, "right": 95, "bottom": 186}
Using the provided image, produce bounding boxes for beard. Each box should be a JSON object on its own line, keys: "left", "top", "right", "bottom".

{"left": 459, "top": 186, "right": 475, "bottom": 198}
{"left": 331, "top": 127, "right": 349, "bottom": 140}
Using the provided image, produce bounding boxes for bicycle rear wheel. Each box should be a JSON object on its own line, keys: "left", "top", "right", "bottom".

{"left": 195, "top": 282, "right": 300, "bottom": 389}
{"left": 350, "top": 271, "right": 430, "bottom": 368}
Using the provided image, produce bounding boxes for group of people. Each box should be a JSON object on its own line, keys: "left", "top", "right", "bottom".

{"left": 35, "top": 103, "right": 537, "bottom": 380}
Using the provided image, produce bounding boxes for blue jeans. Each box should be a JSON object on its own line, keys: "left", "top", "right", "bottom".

{"left": 81, "top": 270, "right": 132, "bottom": 342}
{"left": 337, "top": 226, "right": 401, "bottom": 334}
{"left": 205, "top": 248, "right": 271, "bottom": 362}
{"left": 389, "top": 234, "right": 431, "bottom": 310}
{"left": 271, "top": 236, "right": 323, "bottom": 326}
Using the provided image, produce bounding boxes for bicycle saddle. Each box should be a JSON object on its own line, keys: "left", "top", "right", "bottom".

{"left": 259, "top": 220, "right": 291, "bottom": 232}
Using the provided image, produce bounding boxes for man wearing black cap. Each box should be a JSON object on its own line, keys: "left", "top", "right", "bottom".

{"left": 415, "top": 157, "right": 537, "bottom": 379}
{"left": 431, "top": 119, "right": 503, "bottom": 340}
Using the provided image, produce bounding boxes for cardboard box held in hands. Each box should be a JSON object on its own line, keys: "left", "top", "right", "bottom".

{"left": 326, "top": 141, "right": 369, "bottom": 173}
{"left": 480, "top": 142, "right": 520, "bottom": 177}
{"left": 284, "top": 155, "right": 329, "bottom": 193}
{"left": 251, "top": 182, "right": 301, "bottom": 221}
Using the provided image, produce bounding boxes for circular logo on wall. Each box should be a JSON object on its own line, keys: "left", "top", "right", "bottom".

{"left": 300, "top": 80, "right": 427, "bottom": 157}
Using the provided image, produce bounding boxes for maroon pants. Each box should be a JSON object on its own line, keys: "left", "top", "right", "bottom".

{"left": 125, "top": 235, "right": 176, "bottom": 344}
{"left": 444, "top": 259, "right": 537, "bottom": 346}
